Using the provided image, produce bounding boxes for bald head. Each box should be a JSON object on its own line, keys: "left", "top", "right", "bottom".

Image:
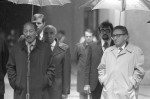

{"left": 43, "top": 25, "right": 57, "bottom": 44}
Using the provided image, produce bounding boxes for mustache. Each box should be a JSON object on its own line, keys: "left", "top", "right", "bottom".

{"left": 102, "top": 34, "right": 109, "bottom": 41}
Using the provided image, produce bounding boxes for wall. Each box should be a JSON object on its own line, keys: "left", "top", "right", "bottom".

{"left": 125, "top": 10, "right": 150, "bottom": 85}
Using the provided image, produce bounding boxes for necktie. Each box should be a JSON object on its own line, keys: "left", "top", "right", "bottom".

{"left": 103, "top": 41, "right": 109, "bottom": 50}
{"left": 119, "top": 47, "right": 123, "bottom": 53}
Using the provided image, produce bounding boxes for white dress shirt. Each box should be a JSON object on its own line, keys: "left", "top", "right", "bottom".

{"left": 51, "top": 40, "right": 56, "bottom": 51}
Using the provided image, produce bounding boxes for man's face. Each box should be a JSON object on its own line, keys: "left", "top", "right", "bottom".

{"left": 112, "top": 29, "right": 127, "bottom": 47}
{"left": 99, "top": 27, "right": 112, "bottom": 41}
{"left": 23, "top": 23, "right": 37, "bottom": 44}
{"left": 84, "top": 31, "right": 93, "bottom": 44}
{"left": 34, "top": 18, "right": 45, "bottom": 30}
{"left": 43, "top": 27, "right": 56, "bottom": 44}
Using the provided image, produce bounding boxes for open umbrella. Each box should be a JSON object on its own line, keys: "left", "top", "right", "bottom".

{"left": 8, "top": 0, "right": 71, "bottom": 20}
{"left": 82, "top": 0, "right": 150, "bottom": 24}
{"left": 93, "top": 0, "right": 150, "bottom": 11}
{"left": 6, "top": 1, "right": 71, "bottom": 99}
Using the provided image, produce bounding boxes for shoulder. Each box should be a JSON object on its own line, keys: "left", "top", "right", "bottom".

{"left": 127, "top": 43, "right": 143, "bottom": 54}
{"left": 104, "top": 45, "right": 115, "bottom": 53}
{"left": 75, "top": 43, "right": 84, "bottom": 48}
{"left": 59, "top": 42, "right": 69, "bottom": 51}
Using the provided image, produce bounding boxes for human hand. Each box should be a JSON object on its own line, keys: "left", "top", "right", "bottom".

{"left": 84, "top": 85, "right": 91, "bottom": 94}
{"left": 62, "top": 94, "right": 68, "bottom": 99}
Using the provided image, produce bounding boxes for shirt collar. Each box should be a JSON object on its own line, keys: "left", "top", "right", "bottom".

{"left": 101, "top": 39, "right": 111, "bottom": 47}
{"left": 25, "top": 39, "right": 36, "bottom": 46}
{"left": 51, "top": 39, "right": 56, "bottom": 47}
{"left": 117, "top": 42, "right": 126, "bottom": 50}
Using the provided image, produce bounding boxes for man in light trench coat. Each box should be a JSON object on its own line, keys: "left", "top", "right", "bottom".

{"left": 98, "top": 26, "right": 145, "bottom": 99}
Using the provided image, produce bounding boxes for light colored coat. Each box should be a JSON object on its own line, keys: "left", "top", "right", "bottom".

{"left": 98, "top": 43, "right": 145, "bottom": 99}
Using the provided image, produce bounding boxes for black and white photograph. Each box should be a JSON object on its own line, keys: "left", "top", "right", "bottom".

{"left": 0, "top": 0, "right": 150, "bottom": 99}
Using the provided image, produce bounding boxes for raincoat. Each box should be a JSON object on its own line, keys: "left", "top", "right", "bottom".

{"left": 98, "top": 43, "right": 145, "bottom": 99}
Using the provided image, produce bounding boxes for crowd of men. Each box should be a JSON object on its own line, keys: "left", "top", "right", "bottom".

{"left": 0, "top": 13, "right": 145, "bottom": 99}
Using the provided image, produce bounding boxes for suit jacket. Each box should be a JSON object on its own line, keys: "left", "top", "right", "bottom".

{"left": 0, "top": 39, "right": 9, "bottom": 95}
{"left": 73, "top": 42, "right": 89, "bottom": 93}
{"left": 7, "top": 39, "right": 55, "bottom": 99}
{"left": 49, "top": 40, "right": 71, "bottom": 99}
{"left": 84, "top": 40, "right": 114, "bottom": 91}
{"left": 98, "top": 43, "right": 145, "bottom": 99}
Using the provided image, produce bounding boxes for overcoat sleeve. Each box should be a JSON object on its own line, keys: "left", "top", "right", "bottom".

{"left": 132, "top": 47, "right": 145, "bottom": 88}
{"left": 97, "top": 50, "right": 107, "bottom": 85}
{"left": 6, "top": 47, "right": 16, "bottom": 89}
{"left": 62, "top": 47, "right": 71, "bottom": 94}
{"left": 45, "top": 58, "right": 55, "bottom": 87}
{"left": 2, "top": 39, "right": 9, "bottom": 75}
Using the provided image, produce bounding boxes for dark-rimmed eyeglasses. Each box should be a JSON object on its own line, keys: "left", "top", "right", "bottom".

{"left": 100, "top": 29, "right": 111, "bottom": 33}
{"left": 111, "top": 34, "right": 126, "bottom": 40}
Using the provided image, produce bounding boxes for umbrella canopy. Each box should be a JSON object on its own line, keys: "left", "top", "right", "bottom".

{"left": 82, "top": 0, "right": 150, "bottom": 25}
{"left": 92, "top": 0, "right": 150, "bottom": 11}
{"left": 7, "top": 0, "right": 71, "bottom": 21}
{"left": 8, "top": 0, "right": 71, "bottom": 6}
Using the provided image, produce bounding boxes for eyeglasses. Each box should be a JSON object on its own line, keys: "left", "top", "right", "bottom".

{"left": 111, "top": 34, "right": 126, "bottom": 40}
{"left": 36, "top": 22, "right": 42, "bottom": 25}
{"left": 100, "top": 29, "right": 111, "bottom": 34}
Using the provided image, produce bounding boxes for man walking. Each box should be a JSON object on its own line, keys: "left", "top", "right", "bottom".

{"left": 7, "top": 22, "right": 55, "bottom": 99}
{"left": 43, "top": 25, "right": 71, "bottom": 99}
{"left": 98, "top": 26, "right": 145, "bottom": 99}
{"left": 84, "top": 21, "right": 114, "bottom": 99}
{"left": 74, "top": 29, "right": 94, "bottom": 99}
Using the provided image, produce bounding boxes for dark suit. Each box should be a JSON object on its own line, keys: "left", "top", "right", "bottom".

{"left": 49, "top": 41, "right": 71, "bottom": 99}
{"left": 84, "top": 40, "right": 114, "bottom": 99}
{"left": 0, "top": 39, "right": 9, "bottom": 99}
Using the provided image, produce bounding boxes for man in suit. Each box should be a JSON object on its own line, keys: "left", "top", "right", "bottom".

{"left": 84, "top": 21, "right": 114, "bottom": 99}
{"left": 43, "top": 25, "right": 71, "bottom": 99}
{"left": 73, "top": 29, "right": 94, "bottom": 99}
{"left": 19, "top": 13, "right": 46, "bottom": 41}
{"left": 98, "top": 26, "right": 145, "bottom": 99}
{"left": 32, "top": 13, "right": 45, "bottom": 40}
{"left": 7, "top": 22, "right": 55, "bottom": 99}
{"left": 0, "top": 38, "right": 9, "bottom": 99}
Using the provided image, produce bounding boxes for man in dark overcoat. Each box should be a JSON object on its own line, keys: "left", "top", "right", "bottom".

{"left": 73, "top": 29, "right": 94, "bottom": 99}
{"left": 84, "top": 21, "right": 114, "bottom": 99}
{"left": 7, "top": 22, "right": 55, "bottom": 99}
{"left": 43, "top": 25, "right": 71, "bottom": 99}
{"left": 0, "top": 38, "right": 9, "bottom": 99}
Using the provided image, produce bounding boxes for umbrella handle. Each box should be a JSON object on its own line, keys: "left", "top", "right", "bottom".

{"left": 119, "top": 11, "right": 122, "bottom": 25}
{"left": 31, "top": 5, "right": 34, "bottom": 21}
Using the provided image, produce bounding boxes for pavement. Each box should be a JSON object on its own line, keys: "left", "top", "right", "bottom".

{"left": 4, "top": 67, "right": 150, "bottom": 99}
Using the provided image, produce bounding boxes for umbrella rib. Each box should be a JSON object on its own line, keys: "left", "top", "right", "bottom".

{"left": 37, "top": 0, "right": 42, "bottom": 6}
{"left": 92, "top": 0, "right": 105, "bottom": 10}
{"left": 58, "top": 0, "right": 64, "bottom": 5}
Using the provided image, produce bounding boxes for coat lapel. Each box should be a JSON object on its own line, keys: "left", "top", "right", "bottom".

{"left": 52, "top": 42, "right": 62, "bottom": 56}
{"left": 96, "top": 41, "right": 103, "bottom": 55}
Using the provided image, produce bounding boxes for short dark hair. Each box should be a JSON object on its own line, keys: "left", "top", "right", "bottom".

{"left": 98, "top": 21, "right": 113, "bottom": 34}
{"left": 113, "top": 25, "right": 128, "bottom": 35}
{"left": 23, "top": 21, "right": 37, "bottom": 31}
